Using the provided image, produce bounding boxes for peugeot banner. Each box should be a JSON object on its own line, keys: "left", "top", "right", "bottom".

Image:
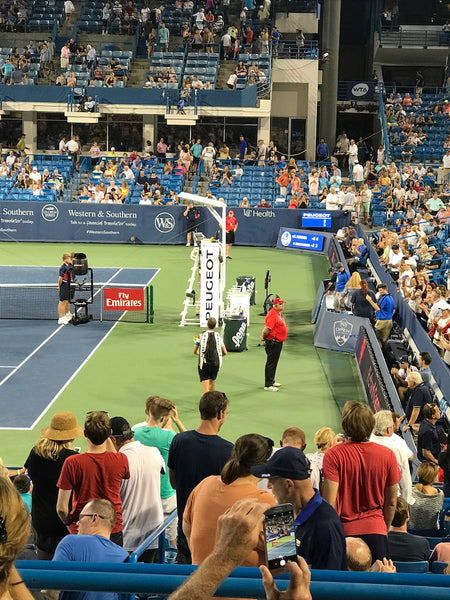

{"left": 200, "top": 240, "right": 221, "bottom": 327}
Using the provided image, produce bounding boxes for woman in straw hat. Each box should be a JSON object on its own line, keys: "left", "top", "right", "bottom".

{"left": 24, "top": 412, "right": 83, "bottom": 560}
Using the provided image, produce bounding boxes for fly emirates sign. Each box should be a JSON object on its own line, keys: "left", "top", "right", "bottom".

{"left": 104, "top": 288, "right": 144, "bottom": 311}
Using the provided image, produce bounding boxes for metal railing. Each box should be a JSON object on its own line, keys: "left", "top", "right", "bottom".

{"left": 378, "top": 83, "right": 391, "bottom": 162}
{"left": 129, "top": 509, "right": 177, "bottom": 565}
{"left": 15, "top": 561, "right": 450, "bottom": 599}
{"left": 276, "top": 40, "right": 319, "bottom": 59}
{"left": 379, "top": 29, "right": 450, "bottom": 48}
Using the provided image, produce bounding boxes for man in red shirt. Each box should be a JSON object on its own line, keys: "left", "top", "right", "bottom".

{"left": 261, "top": 297, "right": 287, "bottom": 391}
{"left": 225, "top": 210, "right": 238, "bottom": 259}
{"left": 322, "top": 401, "right": 400, "bottom": 562}
{"left": 57, "top": 411, "right": 130, "bottom": 546}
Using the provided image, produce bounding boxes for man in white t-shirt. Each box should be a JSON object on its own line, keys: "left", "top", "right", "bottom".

{"left": 66, "top": 137, "right": 79, "bottom": 156}
{"left": 110, "top": 417, "right": 165, "bottom": 560}
{"left": 29, "top": 167, "right": 42, "bottom": 182}
{"left": 326, "top": 188, "right": 340, "bottom": 210}
{"left": 386, "top": 244, "right": 404, "bottom": 276}
{"left": 257, "top": 139, "right": 267, "bottom": 166}
{"left": 221, "top": 32, "right": 231, "bottom": 59}
{"left": 443, "top": 149, "right": 450, "bottom": 173}
{"left": 201, "top": 142, "right": 216, "bottom": 175}
{"left": 352, "top": 161, "right": 364, "bottom": 190}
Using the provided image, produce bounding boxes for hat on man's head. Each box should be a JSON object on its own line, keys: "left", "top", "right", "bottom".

{"left": 398, "top": 355, "right": 409, "bottom": 364}
{"left": 41, "top": 411, "right": 83, "bottom": 441}
{"left": 273, "top": 297, "right": 285, "bottom": 304}
{"left": 110, "top": 416, "right": 133, "bottom": 438}
{"left": 436, "top": 300, "right": 450, "bottom": 311}
{"left": 335, "top": 262, "right": 344, "bottom": 269}
{"left": 250, "top": 446, "right": 310, "bottom": 480}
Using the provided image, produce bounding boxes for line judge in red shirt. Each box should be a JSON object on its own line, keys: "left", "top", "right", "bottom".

{"left": 225, "top": 210, "right": 238, "bottom": 259}
{"left": 261, "top": 297, "right": 287, "bottom": 391}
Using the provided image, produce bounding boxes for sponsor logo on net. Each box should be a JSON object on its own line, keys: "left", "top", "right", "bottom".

{"left": 155, "top": 212, "right": 175, "bottom": 233}
{"left": 41, "top": 204, "right": 59, "bottom": 222}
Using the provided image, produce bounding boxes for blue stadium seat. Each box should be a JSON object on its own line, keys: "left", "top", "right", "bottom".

{"left": 392, "top": 561, "right": 429, "bottom": 573}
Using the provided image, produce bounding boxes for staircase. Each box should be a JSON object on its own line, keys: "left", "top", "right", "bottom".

{"left": 216, "top": 60, "right": 236, "bottom": 90}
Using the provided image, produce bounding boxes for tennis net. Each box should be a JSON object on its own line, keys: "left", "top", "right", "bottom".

{"left": 0, "top": 283, "right": 152, "bottom": 323}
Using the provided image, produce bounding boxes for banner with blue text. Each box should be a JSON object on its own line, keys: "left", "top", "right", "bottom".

{"left": 0, "top": 202, "right": 349, "bottom": 246}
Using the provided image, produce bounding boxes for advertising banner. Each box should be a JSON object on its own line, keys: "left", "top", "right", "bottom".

{"left": 0, "top": 202, "right": 350, "bottom": 246}
{"left": 103, "top": 288, "right": 145, "bottom": 311}
{"left": 200, "top": 240, "right": 221, "bottom": 327}
{"left": 346, "top": 81, "right": 375, "bottom": 100}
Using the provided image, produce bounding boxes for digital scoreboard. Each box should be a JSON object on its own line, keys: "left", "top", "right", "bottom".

{"left": 278, "top": 230, "right": 325, "bottom": 252}
{"left": 301, "top": 212, "right": 332, "bottom": 228}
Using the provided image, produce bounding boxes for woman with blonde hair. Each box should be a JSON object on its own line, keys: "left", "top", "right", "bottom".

{"left": 343, "top": 271, "right": 361, "bottom": 309}
{"left": 306, "top": 427, "right": 336, "bottom": 490}
{"left": 408, "top": 462, "right": 443, "bottom": 532}
{"left": 0, "top": 477, "right": 35, "bottom": 600}
{"left": 24, "top": 411, "right": 83, "bottom": 559}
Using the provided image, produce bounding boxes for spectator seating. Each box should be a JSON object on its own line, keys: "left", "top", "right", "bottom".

{"left": 161, "top": 5, "right": 192, "bottom": 35}
{"left": 388, "top": 91, "right": 450, "bottom": 163}
{"left": 208, "top": 164, "right": 275, "bottom": 206}
{"left": 28, "top": 0, "right": 64, "bottom": 31}
{"left": 183, "top": 52, "right": 219, "bottom": 88}
{"left": 146, "top": 51, "right": 185, "bottom": 89}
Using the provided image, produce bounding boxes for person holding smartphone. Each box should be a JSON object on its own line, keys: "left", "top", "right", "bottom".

{"left": 251, "top": 446, "right": 347, "bottom": 571}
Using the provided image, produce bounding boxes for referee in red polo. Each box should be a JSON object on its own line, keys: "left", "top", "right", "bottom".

{"left": 225, "top": 210, "right": 238, "bottom": 260}
{"left": 261, "top": 297, "right": 287, "bottom": 392}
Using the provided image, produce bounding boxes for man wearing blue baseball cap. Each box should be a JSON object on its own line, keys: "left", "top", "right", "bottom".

{"left": 251, "top": 446, "right": 347, "bottom": 570}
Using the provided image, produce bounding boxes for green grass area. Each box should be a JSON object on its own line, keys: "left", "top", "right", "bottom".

{"left": 0, "top": 242, "right": 363, "bottom": 465}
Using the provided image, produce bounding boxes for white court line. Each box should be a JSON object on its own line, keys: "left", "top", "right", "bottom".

{"left": 26, "top": 319, "right": 122, "bottom": 431}
{"left": 0, "top": 325, "right": 66, "bottom": 389}
{"left": 0, "top": 267, "right": 160, "bottom": 430}
{"left": 0, "top": 269, "right": 123, "bottom": 394}
{"left": 0, "top": 366, "right": 17, "bottom": 369}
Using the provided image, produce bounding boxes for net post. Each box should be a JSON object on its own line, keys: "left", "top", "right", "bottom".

{"left": 149, "top": 285, "right": 154, "bottom": 324}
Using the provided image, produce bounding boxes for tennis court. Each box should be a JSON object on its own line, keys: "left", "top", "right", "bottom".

{"left": 0, "top": 265, "right": 158, "bottom": 429}
{"left": 0, "top": 242, "right": 362, "bottom": 466}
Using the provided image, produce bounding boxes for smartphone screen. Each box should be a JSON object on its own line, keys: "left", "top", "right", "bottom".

{"left": 263, "top": 503, "right": 297, "bottom": 570}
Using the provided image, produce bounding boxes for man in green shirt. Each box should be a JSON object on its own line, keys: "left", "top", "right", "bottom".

{"left": 134, "top": 396, "right": 186, "bottom": 547}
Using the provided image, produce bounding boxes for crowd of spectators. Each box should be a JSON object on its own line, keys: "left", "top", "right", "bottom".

{"left": 76, "top": 142, "right": 186, "bottom": 204}
{"left": 0, "top": 39, "right": 54, "bottom": 85}
{"left": 5, "top": 391, "right": 450, "bottom": 599}
{"left": 0, "top": 147, "right": 66, "bottom": 198}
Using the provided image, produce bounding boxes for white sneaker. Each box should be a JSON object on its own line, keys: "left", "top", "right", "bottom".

{"left": 186, "top": 242, "right": 190, "bottom": 246}
{"left": 273, "top": 382, "right": 281, "bottom": 387}
{"left": 65, "top": 312, "right": 73, "bottom": 321}
{"left": 264, "top": 386, "right": 279, "bottom": 392}
{"left": 58, "top": 317, "right": 68, "bottom": 325}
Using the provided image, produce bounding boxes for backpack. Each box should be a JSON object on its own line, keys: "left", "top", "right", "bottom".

{"left": 201, "top": 331, "right": 219, "bottom": 367}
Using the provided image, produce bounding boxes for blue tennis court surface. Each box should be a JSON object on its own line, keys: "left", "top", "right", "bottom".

{"left": 0, "top": 265, "right": 157, "bottom": 286}
{"left": 0, "top": 266, "right": 158, "bottom": 429}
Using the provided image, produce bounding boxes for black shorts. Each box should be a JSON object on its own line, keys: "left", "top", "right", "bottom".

{"left": 226, "top": 230, "right": 235, "bottom": 244}
{"left": 187, "top": 221, "right": 197, "bottom": 233}
{"left": 59, "top": 282, "right": 70, "bottom": 301}
{"left": 198, "top": 364, "right": 219, "bottom": 382}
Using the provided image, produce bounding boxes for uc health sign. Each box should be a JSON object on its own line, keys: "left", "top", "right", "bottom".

{"left": 104, "top": 288, "right": 144, "bottom": 311}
